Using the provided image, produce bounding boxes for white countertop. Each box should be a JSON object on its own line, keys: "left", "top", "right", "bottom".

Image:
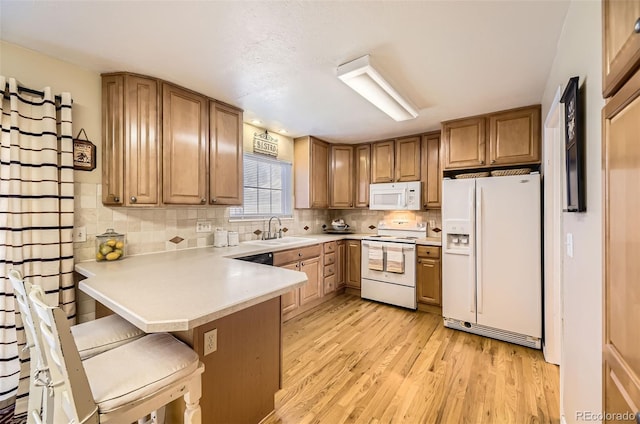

{"left": 76, "top": 232, "right": 389, "bottom": 332}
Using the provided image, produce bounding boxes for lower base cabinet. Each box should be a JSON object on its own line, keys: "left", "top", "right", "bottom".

{"left": 416, "top": 246, "right": 441, "bottom": 306}
{"left": 346, "top": 240, "right": 361, "bottom": 289}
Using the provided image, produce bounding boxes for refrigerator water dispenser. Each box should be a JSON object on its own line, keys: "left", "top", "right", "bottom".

{"left": 444, "top": 219, "right": 471, "bottom": 254}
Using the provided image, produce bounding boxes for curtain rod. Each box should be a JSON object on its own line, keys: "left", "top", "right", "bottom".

{"left": 3, "top": 82, "right": 64, "bottom": 102}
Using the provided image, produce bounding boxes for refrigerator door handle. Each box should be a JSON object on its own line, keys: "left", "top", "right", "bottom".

{"left": 476, "top": 187, "right": 483, "bottom": 314}
{"left": 468, "top": 186, "right": 476, "bottom": 313}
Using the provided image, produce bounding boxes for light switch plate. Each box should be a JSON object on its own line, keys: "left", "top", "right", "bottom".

{"left": 566, "top": 233, "right": 573, "bottom": 258}
{"left": 73, "top": 226, "right": 87, "bottom": 242}
{"left": 196, "top": 221, "right": 212, "bottom": 233}
{"left": 204, "top": 328, "right": 217, "bottom": 356}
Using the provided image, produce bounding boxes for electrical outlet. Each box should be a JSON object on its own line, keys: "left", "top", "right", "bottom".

{"left": 196, "top": 221, "right": 212, "bottom": 233}
{"left": 73, "top": 226, "right": 87, "bottom": 242}
{"left": 204, "top": 328, "right": 217, "bottom": 356}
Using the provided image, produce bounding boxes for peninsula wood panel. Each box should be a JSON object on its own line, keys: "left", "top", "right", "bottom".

{"left": 330, "top": 145, "right": 354, "bottom": 208}
{"left": 603, "top": 68, "right": 640, "bottom": 419}
{"left": 421, "top": 132, "right": 441, "bottom": 209}
{"left": 603, "top": 0, "right": 640, "bottom": 98}
{"left": 209, "top": 101, "right": 243, "bottom": 205}
{"left": 191, "top": 297, "right": 280, "bottom": 424}
{"left": 395, "top": 136, "right": 421, "bottom": 182}
{"left": 371, "top": 140, "right": 395, "bottom": 183}
{"left": 488, "top": 106, "right": 541, "bottom": 166}
{"left": 355, "top": 144, "right": 371, "bottom": 207}
{"left": 124, "top": 75, "right": 160, "bottom": 206}
{"left": 101, "top": 75, "right": 124, "bottom": 205}
{"left": 162, "top": 83, "right": 208, "bottom": 205}
{"left": 442, "top": 117, "right": 486, "bottom": 169}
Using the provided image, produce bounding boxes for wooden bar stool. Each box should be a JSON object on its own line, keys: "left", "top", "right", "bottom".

{"left": 9, "top": 270, "right": 146, "bottom": 423}
{"left": 29, "top": 286, "right": 204, "bottom": 424}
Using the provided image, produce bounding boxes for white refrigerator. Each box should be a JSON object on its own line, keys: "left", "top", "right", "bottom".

{"left": 442, "top": 174, "right": 542, "bottom": 349}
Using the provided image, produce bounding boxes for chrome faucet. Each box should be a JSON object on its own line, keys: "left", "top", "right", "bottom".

{"left": 264, "top": 216, "right": 282, "bottom": 240}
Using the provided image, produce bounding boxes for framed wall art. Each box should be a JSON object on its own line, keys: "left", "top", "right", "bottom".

{"left": 73, "top": 128, "right": 96, "bottom": 171}
{"left": 560, "top": 76, "right": 586, "bottom": 212}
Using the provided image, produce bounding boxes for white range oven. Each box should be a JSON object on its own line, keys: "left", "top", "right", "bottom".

{"left": 361, "top": 220, "right": 427, "bottom": 310}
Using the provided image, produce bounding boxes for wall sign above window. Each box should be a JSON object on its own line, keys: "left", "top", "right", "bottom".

{"left": 253, "top": 130, "right": 278, "bottom": 157}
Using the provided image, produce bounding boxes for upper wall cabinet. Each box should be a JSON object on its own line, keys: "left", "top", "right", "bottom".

{"left": 162, "top": 83, "right": 209, "bottom": 205}
{"left": 354, "top": 144, "right": 371, "bottom": 208}
{"left": 603, "top": 0, "right": 640, "bottom": 98}
{"left": 329, "top": 145, "right": 354, "bottom": 208}
{"left": 371, "top": 137, "right": 421, "bottom": 183}
{"left": 442, "top": 105, "right": 541, "bottom": 170}
{"left": 210, "top": 101, "right": 243, "bottom": 205}
{"left": 421, "top": 132, "right": 441, "bottom": 209}
{"left": 102, "top": 73, "right": 160, "bottom": 207}
{"left": 395, "top": 136, "right": 421, "bottom": 182}
{"left": 102, "top": 73, "right": 243, "bottom": 207}
{"left": 371, "top": 140, "right": 395, "bottom": 183}
{"left": 294, "top": 136, "right": 329, "bottom": 209}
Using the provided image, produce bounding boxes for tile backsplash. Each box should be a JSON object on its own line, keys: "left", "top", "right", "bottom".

{"left": 73, "top": 183, "right": 330, "bottom": 262}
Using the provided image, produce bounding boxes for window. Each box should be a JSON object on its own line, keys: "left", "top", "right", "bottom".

{"left": 229, "top": 153, "right": 293, "bottom": 220}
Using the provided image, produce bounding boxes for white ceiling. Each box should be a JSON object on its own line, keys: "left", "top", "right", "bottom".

{"left": 0, "top": 0, "right": 570, "bottom": 144}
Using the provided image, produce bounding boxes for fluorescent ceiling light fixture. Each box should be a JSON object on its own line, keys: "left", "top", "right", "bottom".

{"left": 337, "top": 55, "right": 418, "bottom": 122}
{"left": 279, "top": 129, "right": 287, "bottom": 134}
{"left": 251, "top": 119, "right": 262, "bottom": 125}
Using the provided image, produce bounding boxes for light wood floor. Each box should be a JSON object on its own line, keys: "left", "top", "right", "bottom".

{"left": 265, "top": 294, "right": 560, "bottom": 424}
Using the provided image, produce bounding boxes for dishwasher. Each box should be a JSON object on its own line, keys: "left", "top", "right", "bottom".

{"left": 235, "top": 252, "right": 274, "bottom": 266}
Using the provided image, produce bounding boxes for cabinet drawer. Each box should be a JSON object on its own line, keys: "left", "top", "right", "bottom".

{"left": 324, "top": 241, "right": 336, "bottom": 253}
{"left": 324, "top": 252, "right": 336, "bottom": 266}
{"left": 324, "top": 274, "right": 336, "bottom": 294}
{"left": 273, "top": 244, "right": 321, "bottom": 266}
{"left": 324, "top": 264, "right": 335, "bottom": 277}
{"left": 417, "top": 246, "right": 440, "bottom": 258}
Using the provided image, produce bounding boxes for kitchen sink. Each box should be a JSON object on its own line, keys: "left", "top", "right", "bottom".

{"left": 243, "top": 237, "right": 317, "bottom": 247}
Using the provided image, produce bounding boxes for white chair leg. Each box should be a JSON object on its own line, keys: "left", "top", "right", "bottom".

{"left": 183, "top": 377, "right": 202, "bottom": 424}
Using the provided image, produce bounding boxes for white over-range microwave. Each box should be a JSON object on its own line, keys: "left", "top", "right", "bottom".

{"left": 369, "top": 181, "right": 421, "bottom": 211}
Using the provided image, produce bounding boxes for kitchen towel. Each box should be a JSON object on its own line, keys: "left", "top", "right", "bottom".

{"left": 386, "top": 246, "right": 405, "bottom": 273}
{"left": 368, "top": 244, "right": 384, "bottom": 271}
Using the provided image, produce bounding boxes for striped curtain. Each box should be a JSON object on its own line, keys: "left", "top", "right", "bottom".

{"left": 0, "top": 76, "right": 75, "bottom": 412}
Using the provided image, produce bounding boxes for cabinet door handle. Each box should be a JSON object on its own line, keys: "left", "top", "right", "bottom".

{"left": 301, "top": 262, "right": 305, "bottom": 266}
{"left": 113, "top": 196, "right": 120, "bottom": 203}
{"left": 417, "top": 259, "right": 422, "bottom": 264}
{"left": 350, "top": 203, "right": 353, "bottom": 207}
{"left": 298, "top": 252, "right": 303, "bottom": 257}
{"left": 201, "top": 198, "right": 206, "bottom": 204}
{"left": 480, "top": 160, "right": 485, "bottom": 165}
{"left": 635, "top": 18, "right": 640, "bottom": 33}
{"left": 211, "top": 197, "right": 217, "bottom": 203}
{"left": 491, "top": 159, "right": 496, "bottom": 164}
{"left": 130, "top": 196, "right": 137, "bottom": 203}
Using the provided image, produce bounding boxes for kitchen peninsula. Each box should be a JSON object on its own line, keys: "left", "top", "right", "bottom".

{"left": 75, "top": 244, "right": 310, "bottom": 424}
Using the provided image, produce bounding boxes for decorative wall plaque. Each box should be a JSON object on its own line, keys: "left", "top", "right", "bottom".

{"left": 253, "top": 131, "right": 278, "bottom": 157}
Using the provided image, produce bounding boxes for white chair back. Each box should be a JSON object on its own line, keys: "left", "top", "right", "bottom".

{"left": 29, "top": 287, "right": 99, "bottom": 424}
{"left": 8, "top": 270, "right": 48, "bottom": 424}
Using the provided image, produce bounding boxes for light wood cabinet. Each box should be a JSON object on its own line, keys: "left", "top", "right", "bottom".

{"left": 603, "top": 0, "right": 640, "bottom": 98}
{"left": 336, "top": 240, "right": 346, "bottom": 289}
{"left": 488, "top": 106, "right": 541, "bottom": 166}
{"left": 395, "top": 136, "right": 421, "bottom": 181}
{"left": 294, "top": 136, "right": 329, "bottom": 209}
{"left": 209, "top": 101, "right": 243, "bottom": 205}
{"left": 442, "top": 117, "right": 486, "bottom": 169}
{"left": 299, "top": 256, "right": 323, "bottom": 305}
{"left": 421, "top": 132, "right": 441, "bottom": 209}
{"left": 371, "top": 140, "right": 395, "bottom": 183}
{"left": 330, "top": 145, "right": 354, "bottom": 208}
{"left": 162, "top": 83, "right": 208, "bottom": 205}
{"left": 280, "top": 262, "right": 300, "bottom": 316}
{"left": 603, "top": 68, "right": 640, "bottom": 420}
{"left": 346, "top": 240, "right": 361, "bottom": 289}
{"left": 101, "top": 73, "right": 160, "bottom": 206}
{"left": 416, "top": 246, "right": 441, "bottom": 306}
{"left": 355, "top": 144, "right": 371, "bottom": 208}
{"left": 442, "top": 105, "right": 541, "bottom": 170}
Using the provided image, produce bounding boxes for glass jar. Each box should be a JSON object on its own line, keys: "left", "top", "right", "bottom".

{"left": 96, "top": 228, "right": 126, "bottom": 261}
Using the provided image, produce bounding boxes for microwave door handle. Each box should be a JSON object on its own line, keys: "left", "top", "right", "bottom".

{"left": 400, "top": 190, "right": 407, "bottom": 207}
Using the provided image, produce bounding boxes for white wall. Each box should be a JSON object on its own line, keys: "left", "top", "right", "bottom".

{"left": 540, "top": 1, "right": 604, "bottom": 423}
